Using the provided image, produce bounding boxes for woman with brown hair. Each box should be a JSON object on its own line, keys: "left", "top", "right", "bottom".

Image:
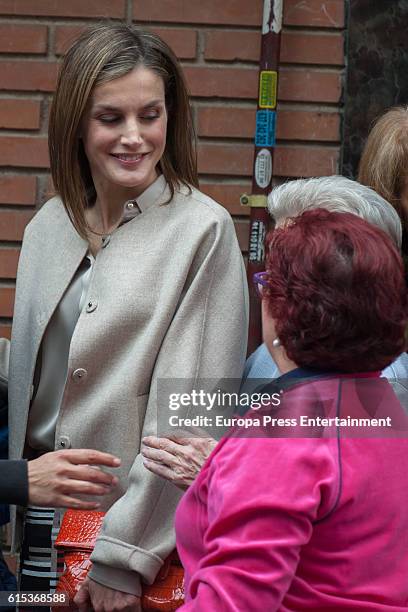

{"left": 8, "top": 23, "right": 248, "bottom": 612}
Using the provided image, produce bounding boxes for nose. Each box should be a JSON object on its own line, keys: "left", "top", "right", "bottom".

{"left": 120, "top": 119, "right": 143, "bottom": 147}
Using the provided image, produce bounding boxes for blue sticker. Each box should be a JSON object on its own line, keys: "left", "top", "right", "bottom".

{"left": 255, "top": 110, "right": 276, "bottom": 147}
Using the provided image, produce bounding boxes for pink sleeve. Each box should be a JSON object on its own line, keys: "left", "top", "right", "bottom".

{"left": 181, "top": 436, "right": 339, "bottom": 611}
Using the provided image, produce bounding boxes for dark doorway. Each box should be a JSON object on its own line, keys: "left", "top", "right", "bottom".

{"left": 341, "top": 0, "right": 408, "bottom": 178}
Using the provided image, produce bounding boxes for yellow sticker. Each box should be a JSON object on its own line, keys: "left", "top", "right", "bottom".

{"left": 259, "top": 70, "right": 277, "bottom": 109}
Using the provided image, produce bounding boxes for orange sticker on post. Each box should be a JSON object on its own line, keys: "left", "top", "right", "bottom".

{"left": 259, "top": 70, "right": 277, "bottom": 109}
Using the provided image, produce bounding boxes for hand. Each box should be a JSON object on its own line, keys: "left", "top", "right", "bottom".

{"left": 141, "top": 435, "right": 217, "bottom": 489}
{"left": 75, "top": 577, "right": 141, "bottom": 612}
{"left": 27, "top": 449, "right": 121, "bottom": 508}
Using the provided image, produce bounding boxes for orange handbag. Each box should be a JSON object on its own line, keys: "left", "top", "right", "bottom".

{"left": 53, "top": 509, "right": 184, "bottom": 612}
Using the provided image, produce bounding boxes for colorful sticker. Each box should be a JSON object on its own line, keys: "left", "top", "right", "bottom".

{"left": 259, "top": 70, "right": 277, "bottom": 109}
{"left": 262, "top": 0, "right": 272, "bottom": 34}
{"left": 262, "top": 0, "right": 283, "bottom": 34}
{"left": 272, "top": 0, "right": 283, "bottom": 34}
{"left": 255, "top": 148, "right": 273, "bottom": 189}
{"left": 255, "top": 110, "right": 276, "bottom": 147}
{"left": 249, "top": 220, "right": 266, "bottom": 263}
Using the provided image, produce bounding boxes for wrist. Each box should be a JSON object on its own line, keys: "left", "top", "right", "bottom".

{"left": 89, "top": 562, "right": 142, "bottom": 597}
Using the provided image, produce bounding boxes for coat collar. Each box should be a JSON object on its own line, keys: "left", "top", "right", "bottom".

{"left": 136, "top": 174, "right": 170, "bottom": 212}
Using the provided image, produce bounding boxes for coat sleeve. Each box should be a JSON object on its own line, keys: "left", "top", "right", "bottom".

{"left": 89, "top": 211, "right": 249, "bottom": 595}
{"left": 179, "top": 437, "right": 340, "bottom": 611}
{"left": 0, "top": 460, "right": 28, "bottom": 506}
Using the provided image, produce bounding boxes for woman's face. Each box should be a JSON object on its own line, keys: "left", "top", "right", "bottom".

{"left": 81, "top": 66, "right": 168, "bottom": 199}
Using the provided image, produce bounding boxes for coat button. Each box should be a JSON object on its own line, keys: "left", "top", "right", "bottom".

{"left": 72, "top": 368, "right": 87, "bottom": 381}
{"left": 58, "top": 436, "right": 71, "bottom": 449}
{"left": 86, "top": 300, "right": 98, "bottom": 313}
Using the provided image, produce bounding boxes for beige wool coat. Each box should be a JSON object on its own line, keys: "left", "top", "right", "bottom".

{"left": 8, "top": 177, "right": 249, "bottom": 595}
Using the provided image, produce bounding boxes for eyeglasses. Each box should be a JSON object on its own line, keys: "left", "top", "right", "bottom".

{"left": 252, "top": 271, "right": 270, "bottom": 299}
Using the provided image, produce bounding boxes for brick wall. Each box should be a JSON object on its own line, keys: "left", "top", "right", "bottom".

{"left": 0, "top": 0, "right": 346, "bottom": 333}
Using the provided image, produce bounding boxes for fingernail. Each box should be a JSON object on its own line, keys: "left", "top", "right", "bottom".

{"left": 113, "top": 457, "right": 121, "bottom": 466}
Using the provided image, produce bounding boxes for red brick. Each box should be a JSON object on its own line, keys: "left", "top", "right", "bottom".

{"left": 55, "top": 25, "right": 197, "bottom": 60}
{"left": 200, "top": 182, "right": 251, "bottom": 216}
{"left": 0, "top": 61, "right": 58, "bottom": 92}
{"left": 234, "top": 219, "right": 250, "bottom": 252}
{"left": 0, "top": 99, "right": 41, "bottom": 129}
{"left": 281, "top": 32, "right": 344, "bottom": 66}
{"left": 197, "top": 107, "right": 340, "bottom": 141}
{"left": 198, "top": 106, "right": 255, "bottom": 138}
{"left": 0, "top": 324, "right": 11, "bottom": 340}
{"left": 54, "top": 25, "right": 87, "bottom": 56}
{"left": 198, "top": 143, "right": 339, "bottom": 177}
{"left": 0, "top": 210, "right": 34, "bottom": 241}
{"left": 0, "top": 0, "right": 125, "bottom": 18}
{"left": 204, "top": 31, "right": 344, "bottom": 66}
{"left": 204, "top": 30, "right": 260, "bottom": 62}
{"left": 198, "top": 143, "right": 253, "bottom": 176}
{"left": 284, "top": 0, "right": 345, "bottom": 28}
{"left": 150, "top": 28, "right": 197, "bottom": 60}
{"left": 278, "top": 69, "right": 341, "bottom": 103}
{"left": 0, "top": 136, "right": 49, "bottom": 168}
{"left": 185, "top": 66, "right": 256, "bottom": 99}
{"left": 133, "top": 0, "right": 262, "bottom": 26}
{"left": 185, "top": 66, "right": 341, "bottom": 102}
{"left": 0, "top": 248, "right": 20, "bottom": 278}
{"left": 277, "top": 110, "right": 340, "bottom": 141}
{"left": 0, "top": 175, "right": 36, "bottom": 204}
{"left": 0, "top": 24, "right": 47, "bottom": 54}
{"left": 276, "top": 146, "right": 340, "bottom": 177}
{"left": 0, "top": 287, "right": 15, "bottom": 317}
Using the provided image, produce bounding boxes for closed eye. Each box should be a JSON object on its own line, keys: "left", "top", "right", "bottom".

{"left": 141, "top": 113, "right": 160, "bottom": 121}
{"left": 98, "top": 115, "right": 120, "bottom": 124}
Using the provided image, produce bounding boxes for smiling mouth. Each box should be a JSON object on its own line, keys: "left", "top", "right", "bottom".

{"left": 111, "top": 153, "right": 147, "bottom": 162}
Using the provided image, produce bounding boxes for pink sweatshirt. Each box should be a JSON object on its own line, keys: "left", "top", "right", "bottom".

{"left": 175, "top": 375, "right": 408, "bottom": 610}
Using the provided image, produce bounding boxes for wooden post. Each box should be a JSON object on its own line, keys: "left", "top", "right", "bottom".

{"left": 242, "top": 0, "right": 283, "bottom": 355}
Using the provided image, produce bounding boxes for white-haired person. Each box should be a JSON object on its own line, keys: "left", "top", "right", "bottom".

{"left": 173, "top": 207, "right": 408, "bottom": 610}
{"left": 243, "top": 175, "right": 408, "bottom": 393}
{"left": 142, "top": 175, "right": 408, "bottom": 488}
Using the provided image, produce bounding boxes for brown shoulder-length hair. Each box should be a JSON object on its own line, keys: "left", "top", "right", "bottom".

{"left": 48, "top": 23, "right": 198, "bottom": 238}
{"left": 358, "top": 106, "right": 408, "bottom": 219}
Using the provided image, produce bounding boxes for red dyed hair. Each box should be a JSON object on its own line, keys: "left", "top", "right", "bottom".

{"left": 264, "top": 209, "right": 407, "bottom": 372}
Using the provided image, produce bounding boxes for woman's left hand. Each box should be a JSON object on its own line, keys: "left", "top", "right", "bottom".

{"left": 141, "top": 435, "right": 217, "bottom": 489}
{"left": 74, "top": 577, "right": 141, "bottom": 612}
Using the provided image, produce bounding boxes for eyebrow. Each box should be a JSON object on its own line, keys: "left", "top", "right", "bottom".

{"left": 92, "top": 99, "right": 165, "bottom": 113}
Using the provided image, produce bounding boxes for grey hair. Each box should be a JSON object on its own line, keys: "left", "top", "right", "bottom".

{"left": 267, "top": 175, "right": 402, "bottom": 249}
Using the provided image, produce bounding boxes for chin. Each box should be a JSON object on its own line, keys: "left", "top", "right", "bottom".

{"left": 111, "top": 171, "right": 150, "bottom": 189}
